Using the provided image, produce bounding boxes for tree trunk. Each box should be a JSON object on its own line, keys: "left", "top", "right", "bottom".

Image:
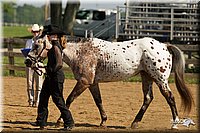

{"left": 63, "top": 0, "right": 80, "bottom": 35}
{"left": 50, "top": 1, "right": 62, "bottom": 28}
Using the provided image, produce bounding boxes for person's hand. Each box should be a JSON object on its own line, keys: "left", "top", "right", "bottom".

{"left": 24, "top": 59, "right": 32, "bottom": 67}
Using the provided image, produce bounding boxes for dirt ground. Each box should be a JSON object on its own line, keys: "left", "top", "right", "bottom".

{"left": 2, "top": 76, "right": 199, "bottom": 132}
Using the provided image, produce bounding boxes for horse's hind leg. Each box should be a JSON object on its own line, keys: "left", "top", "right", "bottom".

{"left": 131, "top": 71, "right": 153, "bottom": 128}
{"left": 89, "top": 83, "right": 107, "bottom": 127}
{"left": 157, "top": 82, "right": 179, "bottom": 129}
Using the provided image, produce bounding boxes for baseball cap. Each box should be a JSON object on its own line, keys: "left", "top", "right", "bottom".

{"left": 31, "top": 24, "right": 40, "bottom": 31}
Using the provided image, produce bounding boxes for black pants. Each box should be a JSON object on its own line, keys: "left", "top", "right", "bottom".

{"left": 36, "top": 77, "right": 74, "bottom": 127}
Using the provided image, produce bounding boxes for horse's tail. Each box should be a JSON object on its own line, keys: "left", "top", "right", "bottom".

{"left": 167, "top": 44, "right": 193, "bottom": 114}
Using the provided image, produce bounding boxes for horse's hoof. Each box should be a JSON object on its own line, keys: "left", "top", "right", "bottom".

{"left": 131, "top": 122, "right": 139, "bottom": 129}
{"left": 55, "top": 120, "right": 63, "bottom": 128}
{"left": 99, "top": 125, "right": 107, "bottom": 128}
{"left": 100, "top": 122, "right": 107, "bottom": 128}
{"left": 171, "top": 125, "right": 179, "bottom": 130}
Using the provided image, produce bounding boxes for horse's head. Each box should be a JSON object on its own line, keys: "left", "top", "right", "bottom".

{"left": 25, "top": 35, "right": 52, "bottom": 67}
{"left": 25, "top": 35, "right": 68, "bottom": 67}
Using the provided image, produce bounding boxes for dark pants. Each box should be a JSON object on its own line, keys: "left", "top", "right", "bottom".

{"left": 36, "top": 77, "right": 74, "bottom": 127}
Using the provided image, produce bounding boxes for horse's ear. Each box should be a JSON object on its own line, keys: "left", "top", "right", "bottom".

{"left": 61, "top": 35, "right": 67, "bottom": 49}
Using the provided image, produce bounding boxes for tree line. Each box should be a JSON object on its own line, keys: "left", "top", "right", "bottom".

{"left": 3, "top": 0, "right": 80, "bottom": 35}
{"left": 3, "top": 2, "right": 45, "bottom": 25}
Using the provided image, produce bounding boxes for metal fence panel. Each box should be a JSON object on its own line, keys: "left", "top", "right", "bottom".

{"left": 116, "top": 2, "right": 199, "bottom": 44}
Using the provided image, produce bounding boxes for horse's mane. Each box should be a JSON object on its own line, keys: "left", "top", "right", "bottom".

{"left": 65, "top": 36, "right": 90, "bottom": 43}
{"left": 61, "top": 36, "right": 92, "bottom": 49}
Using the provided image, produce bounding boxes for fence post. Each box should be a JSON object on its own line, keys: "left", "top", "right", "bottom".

{"left": 90, "top": 30, "right": 93, "bottom": 38}
{"left": 115, "top": 6, "right": 119, "bottom": 40}
{"left": 7, "top": 41, "right": 15, "bottom": 76}
{"left": 85, "top": 30, "right": 88, "bottom": 38}
{"left": 170, "top": 7, "right": 174, "bottom": 41}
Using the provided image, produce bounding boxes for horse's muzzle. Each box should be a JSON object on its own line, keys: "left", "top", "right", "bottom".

{"left": 24, "top": 59, "right": 32, "bottom": 67}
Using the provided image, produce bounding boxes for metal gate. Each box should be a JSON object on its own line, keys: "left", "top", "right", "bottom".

{"left": 115, "top": 1, "right": 199, "bottom": 44}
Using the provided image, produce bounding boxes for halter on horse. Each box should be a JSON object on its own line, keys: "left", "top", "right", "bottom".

{"left": 25, "top": 36, "right": 51, "bottom": 76}
{"left": 26, "top": 36, "right": 194, "bottom": 129}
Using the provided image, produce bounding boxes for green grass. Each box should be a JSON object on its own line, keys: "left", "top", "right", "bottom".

{"left": 2, "top": 26, "right": 33, "bottom": 48}
{"left": 3, "top": 54, "right": 199, "bottom": 84}
{"left": 2, "top": 56, "right": 74, "bottom": 79}
{"left": 3, "top": 69, "right": 199, "bottom": 84}
{"left": 3, "top": 56, "right": 25, "bottom": 66}
{"left": 3, "top": 26, "right": 32, "bottom": 38}
{"left": 3, "top": 69, "right": 75, "bottom": 79}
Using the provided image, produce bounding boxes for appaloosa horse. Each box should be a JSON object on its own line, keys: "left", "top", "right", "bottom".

{"left": 26, "top": 36, "right": 193, "bottom": 129}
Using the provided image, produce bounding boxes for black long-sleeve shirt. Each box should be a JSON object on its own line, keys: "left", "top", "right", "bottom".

{"left": 47, "top": 40, "right": 64, "bottom": 82}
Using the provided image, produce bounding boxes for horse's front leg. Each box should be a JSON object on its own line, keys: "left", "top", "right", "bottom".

{"left": 89, "top": 83, "right": 107, "bottom": 127}
{"left": 56, "top": 78, "right": 90, "bottom": 127}
{"left": 65, "top": 79, "right": 90, "bottom": 108}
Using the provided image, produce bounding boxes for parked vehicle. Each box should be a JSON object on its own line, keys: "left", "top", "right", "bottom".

{"left": 73, "top": 9, "right": 117, "bottom": 40}
{"left": 45, "top": 9, "right": 124, "bottom": 40}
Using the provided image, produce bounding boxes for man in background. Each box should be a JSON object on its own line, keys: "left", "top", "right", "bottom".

{"left": 25, "top": 24, "right": 44, "bottom": 107}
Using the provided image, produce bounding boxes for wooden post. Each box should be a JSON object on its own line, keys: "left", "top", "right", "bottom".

{"left": 7, "top": 42, "right": 15, "bottom": 76}
{"left": 187, "top": 51, "right": 192, "bottom": 69}
{"left": 44, "top": 0, "right": 50, "bottom": 21}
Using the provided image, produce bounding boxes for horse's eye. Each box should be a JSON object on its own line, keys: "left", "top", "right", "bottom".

{"left": 38, "top": 40, "right": 43, "bottom": 43}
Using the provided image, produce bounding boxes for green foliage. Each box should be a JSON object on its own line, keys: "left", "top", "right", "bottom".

{"left": 3, "top": 2, "right": 17, "bottom": 23}
{"left": 2, "top": 2, "right": 45, "bottom": 24}
{"left": 16, "top": 4, "right": 45, "bottom": 24}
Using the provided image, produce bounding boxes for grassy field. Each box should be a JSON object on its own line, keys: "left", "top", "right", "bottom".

{"left": 3, "top": 26, "right": 32, "bottom": 38}
{"left": 2, "top": 26, "right": 33, "bottom": 48}
{"left": 2, "top": 55, "right": 199, "bottom": 84}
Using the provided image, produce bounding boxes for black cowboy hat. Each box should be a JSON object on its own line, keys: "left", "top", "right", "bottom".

{"left": 41, "top": 25, "right": 67, "bottom": 37}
